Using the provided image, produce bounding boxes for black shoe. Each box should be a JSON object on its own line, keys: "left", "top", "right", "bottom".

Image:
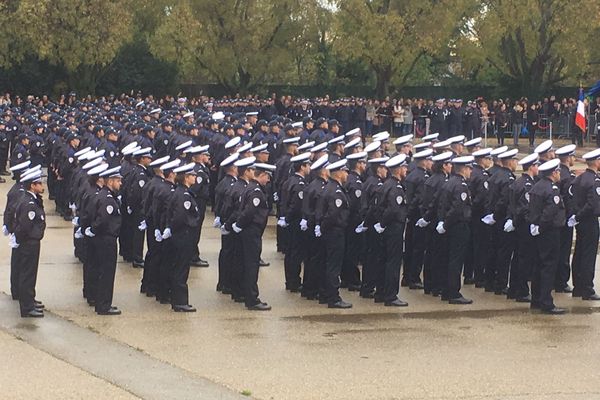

{"left": 11, "top": 295, "right": 18, "bottom": 301}
{"left": 233, "top": 296, "right": 246, "bottom": 303}
{"left": 347, "top": 284, "right": 361, "bottom": 292}
{"left": 374, "top": 297, "right": 385, "bottom": 303}
{"left": 34, "top": 300, "right": 44, "bottom": 309}
{"left": 424, "top": 289, "right": 431, "bottom": 295}
{"left": 484, "top": 286, "right": 495, "bottom": 293}
{"left": 441, "top": 295, "right": 449, "bottom": 301}
{"left": 132, "top": 260, "right": 145, "bottom": 268}
{"left": 306, "top": 295, "right": 319, "bottom": 300}
{"left": 360, "top": 291, "right": 375, "bottom": 299}
{"left": 431, "top": 290, "right": 441, "bottom": 297}
{"left": 494, "top": 287, "right": 508, "bottom": 295}
{"left": 221, "top": 287, "right": 232, "bottom": 295}
{"left": 475, "top": 281, "right": 486, "bottom": 288}
{"left": 190, "top": 258, "right": 209, "bottom": 267}
{"left": 582, "top": 294, "right": 600, "bottom": 301}
{"left": 572, "top": 290, "right": 583, "bottom": 298}
{"left": 409, "top": 282, "right": 424, "bottom": 290}
{"left": 216, "top": 284, "right": 223, "bottom": 292}
{"left": 146, "top": 291, "right": 156, "bottom": 297}
{"left": 530, "top": 302, "right": 541, "bottom": 310}
{"left": 259, "top": 258, "right": 270, "bottom": 267}
{"left": 21, "top": 309, "right": 44, "bottom": 318}
{"left": 328, "top": 300, "right": 353, "bottom": 309}
{"left": 506, "top": 292, "right": 517, "bottom": 300}
{"left": 463, "top": 278, "right": 475, "bottom": 285}
{"left": 140, "top": 286, "right": 147, "bottom": 294}
{"left": 555, "top": 285, "right": 573, "bottom": 293}
{"left": 87, "top": 300, "right": 96, "bottom": 307}
{"left": 385, "top": 298, "right": 408, "bottom": 307}
{"left": 198, "top": 258, "right": 209, "bottom": 267}
{"left": 516, "top": 295, "right": 531, "bottom": 303}
{"left": 173, "top": 304, "right": 197, "bottom": 312}
{"left": 247, "top": 302, "right": 271, "bottom": 311}
{"left": 97, "top": 307, "right": 121, "bottom": 315}
{"left": 159, "top": 298, "right": 170, "bottom": 305}
{"left": 541, "top": 307, "right": 566, "bottom": 315}
{"left": 449, "top": 296, "right": 473, "bottom": 305}
{"left": 287, "top": 285, "right": 303, "bottom": 293}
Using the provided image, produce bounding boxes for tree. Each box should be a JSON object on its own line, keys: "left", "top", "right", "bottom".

{"left": 332, "top": 0, "right": 471, "bottom": 97}
{"left": 149, "top": 0, "right": 325, "bottom": 93}
{"left": 17, "top": 0, "right": 134, "bottom": 93}
{"left": 456, "top": 0, "right": 600, "bottom": 97}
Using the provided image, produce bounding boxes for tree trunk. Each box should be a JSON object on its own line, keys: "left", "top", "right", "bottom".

{"left": 374, "top": 65, "right": 392, "bottom": 98}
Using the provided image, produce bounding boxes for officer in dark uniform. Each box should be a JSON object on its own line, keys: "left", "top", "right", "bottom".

{"left": 162, "top": 163, "right": 201, "bottom": 312}
{"left": 300, "top": 154, "right": 329, "bottom": 300}
{"left": 308, "top": 118, "right": 328, "bottom": 144}
{"left": 274, "top": 137, "right": 299, "bottom": 253}
{"left": 279, "top": 152, "right": 311, "bottom": 292}
{"left": 129, "top": 147, "right": 153, "bottom": 268}
{"left": 0, "top": 119, "right": 10, "bottom": 178}
{"left": 11, "top": 169, "right": 46, "bottom": 317}
{"left": 10, "top": 133, "right": 30, "bottom": 167}
{"left": 437, "top": 155, "right": 474, "bottom": 304}
{"left": 117, "top": 142, "right": 140, "bottom": 262}
{"left": 509, "top": 153, "right": 539, "bottom": 302}
{"left": 554, "top": 144, "right": 576, "bottom": 293}
{"left": 231, "top": 162, "right": 276, "bottom": 311}
{"left": 570, "top": 148, "right": 600, "bottom": 300}
{"left": 186, "top": 145, "right": 211, "bottom": 267}
{"left": 341, "top": 151, "right": 367, "bottom": 291}
{"left": 315, "top": 159, "right": 352, "bottom": 308}
{"left": 86, "top": 166, "right": 123, "bottom": 315}
{"left": 375, "top": 154, "right": 410, "bottom": 306}
{"left": 428, "top": 99, "right": 449, "bottom": 140}
{"left": 214, "top": 153, "right": 239, "bottom": 294}
{"left": 405, "top": 148, "right": 433, "bottom": 289}
{"left": 327, "top": 136, "right": 345, "bottom": 163}
{"left": 528, "top": 158, "right": 566, "bottom": 314}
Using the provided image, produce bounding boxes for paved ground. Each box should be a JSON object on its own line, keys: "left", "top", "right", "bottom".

{"left": 2, "top": 139, "right": 600, "bottom": 400}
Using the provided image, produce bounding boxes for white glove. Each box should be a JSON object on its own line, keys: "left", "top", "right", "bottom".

{"left": 530, "top": 224, "right": 540, "bottom": 237}
{"left": 213, "top": 216, "right": 222, "bottom": 228}
{"left": 8, "top": 234, "right": 19, "bottom": 249}
{"left": 273, "top": 192, "right": 279, "bottom": 202}
{"left": 567, "top": 215, "right": 578, "bottom": 228}
{"left": 2, "top": 225, "right": 9, "bottom": 236}
{"left": 74, "top": 228, "right": 83, "bottom": 239}
{"left": 481, "top": 214, "right": 496, "bottom": 225}
{"left": 300, "top": 219, "right": 308, "bottom": 231}
{"left": 436, "top": 221, "right": 446, "bottom": 234}
{"left": 314, "top": 225, "right": 322, "bottom": 237}
{"left": 127, "top": 206, "right": 132, "bottom": 215}
{"left": 154, "top": 229, "right": 163, "bottom": 242}
{"left": 415, "top": 218, "right": 430, "bottom": 228}
{"left": 355, "top": 221, "right": 368, "bottom": 234}
{"left": 220, "top": 225, "right": 230, "bottom": 235}
{"left": 277, "top": 217, "right": 289, "bottom": 228}
{"left": 374, "top": 222, "right": 385, "bottom": 234}
{"left": 232, "top": 223, "right": 242, "bottom": 233}
{"left": 162, "top": 227, "right": 172, "bottom": 239}
{"left": 71, "top": 216, "right": 79, "bottom": 227}
{"left": 503, "top": 219, "right": 515, "bottom": 232}
{"left": 138, "top": 220, "right": 147, "bottom": 231}
{"left": 84, "top": 227, "right": 95, "bottom": 237}
{"left": 69, "top": 202, "right": 77, "bottom": 212}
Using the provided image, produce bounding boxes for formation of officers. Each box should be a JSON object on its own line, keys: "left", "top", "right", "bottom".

{"left": 2, "top": 96, "right": 600, "bottom": 317}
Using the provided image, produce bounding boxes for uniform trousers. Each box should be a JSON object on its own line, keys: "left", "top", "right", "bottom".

{"left": 495, "top": 227, "right": 516, "bottom": 292}
{"left": 231, "top": 232, "right": 244, "bottom": 300}
{"left": 192, "top": 201, "right": 206, "bottom": 260}
{"left": 513, "top": 223, "right": 534, "bottom": 298}
{"left": 218, "top": 233, "right": 235, "bottom": 291}
{"left": 361, "top": 229, "right": 385, "bottom": 296}
{"left": 471, "top": 217, "right": 488, "bottom": 284}
{"left": 555, "top": 225, "right": 573, "bottom": 290}
{"left": 16, "top": 240, "right": 40, "bottom": 314}
{"left": 156, "top": 238, "right": 174, "bottom": 302}
{"left": 171, "top": 231, "right": 195, "bottom": 306}
{"left": 341, "top": 225, "right": 362, "bottom": 287}
{"left": 402, "top": 220, "right": 413, "bottom": 284}
{"left": 83, "top": 236, "right": 98, "bottom": 302}
{"left": 323, "top": 228, "right": 345, "bottom": 304}
{"left": 131, "top": 210, "right": 145, "bottom": 262}
{"left": 302, "top": 233, "right": 324, "bottom": 298}
{"left": 446, "top": 222, "right": 469, "bottom": 299}
{"left": 283, "top": 221, "right": 304, "bottom": 290}
{"left": 419, "top": 226, "right": 434, "bottom": 292}
{"left": 411, "top": 224, "right": 429, "bottom": 286}
{"left": 431, "top": 229, "right": 448, "bottom": 295}
{"left": 119, "top": 205, "right": 134, "bottom": 261}
{"left": 532, "top": 228, "right": 560, "bottom": 311}
{"left": 381, "top": 223, "right": 405, "bottom": 301}
{"left": 141, "top": 222, "right": 160, "bottom": 294}
{"left": 240, "top": 226, "right": 263, "bottom": 307}
{"left": 93, "top": 235, "right": 118, "bottom": 313}
{"left": 10, "top": 248, "right": 20, "bottom": 300}
{"left": 572, "top": 219, "right": 599, "bottom": 297}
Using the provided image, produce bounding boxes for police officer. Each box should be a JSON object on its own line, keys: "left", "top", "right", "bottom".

{"left": 87, "top": 166, "right": 123, "bottom": 315}
{"left": 231, "top": 162, "right": 276, "bottom": 311}
{"left": 10, "top": 133, "right": 30, "bottom": 167}
{"left": 554, "top": 144, "right": 576, "bottom": 293}
{"left": 469, "top": 147, "right": 492, "bottom": 287}
{"left": 11, "top": 169, "right": 46, "bottom": 318}
{"left": 279, "top": 152, "right": 311, "bottom": 292}
{"left": 161, "top": 163, "right": 201, "bottom": 312}
{"left": 315, "top": 159, "right": 352, "bottom": 308}
{"left": 569, "top": 148, "right": 600, "bottom": 300}
{"left": 528, "top": 158, "right": 566, "bottom": 314}
{"left": 509, "top": 153, "right": 539, "bottom": 302}
{"left": 374, "top": 154, "right": 409, "bottom": 306}
{"left": 129, "top": 147, "right": 153, "bottom": 268}
{"left": 437, "top": 156, "right": 474, "bottom": 304}
{"left": 186, "top": 145, "right": 211, "bottom": 267}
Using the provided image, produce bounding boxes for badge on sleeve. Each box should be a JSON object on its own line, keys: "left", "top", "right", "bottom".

{"left": 41, "top": 214, "right": 44, "bottom": 221}
{"left": 298, "top": 191, "right": 303, "bottom": 200}
{"left": 197, "top": 177, "right": 203, "bottom": 184}
{"left": 461, "top": 192, "right": 467, "bottom": 201}
{"left": 335, "top": 199, "right": 342, "bottom": 208}
{"left": 110, "top": 151, "right": 115, "bottom": 157}
{"left": 17, "top": 153, "right": 22, "bottom": 159}
{"left": 596, "top": 187, "right": 600, "bottom": 196}
{"left": 483, "top": 181, "right": 489, "bottom": 190}
{"left": 253, "top": 198, "right": 260, "bottom": 207}
{"left": 396, "top": 195, "right": 403, "bottom": 205}
{"left": 355, "top": 189, "right": 362, "bottom": 198}
{"left": 525, "top": 192, "right": 530, "bottom": 202}
{"left": 106, "top": 205, "right": 114, "bottom": 214}
{"left": 68, "top": 157, "right": 74, "bottom": 163}
{"left": 139, "top": 180, "right": 145, "bottom": 188}
{"left": 164, "top": 139, "right": 169, "bottom": 145}
{"left": 553, "top": 196, "right": 560, "bottom": 204}
{"left": 28, "top": 211, "right": 35, "bottom": 220}
{"left": 184, "top": 201, "right": 191, "bottom": 210}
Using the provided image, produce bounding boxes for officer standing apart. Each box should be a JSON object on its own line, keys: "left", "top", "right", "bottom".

{"left": 528, "top": 159, "right": 566, "bottom": 314}
{"left": 11, "top": 169, "right": 46, "bottom": 318}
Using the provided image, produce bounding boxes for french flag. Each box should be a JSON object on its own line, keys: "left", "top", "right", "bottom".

{"left": 575, "top": 87, "right": 586, "bottom": 134}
